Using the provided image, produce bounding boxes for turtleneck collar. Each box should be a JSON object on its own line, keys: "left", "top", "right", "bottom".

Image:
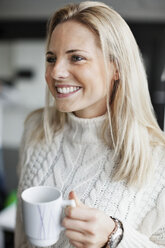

{"left": 65, "top": 112, "right": 107, "bottom": 144}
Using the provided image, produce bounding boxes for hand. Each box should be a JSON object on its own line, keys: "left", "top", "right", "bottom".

{"left": 62, "top": 191, "right": 115, "bottom": 248}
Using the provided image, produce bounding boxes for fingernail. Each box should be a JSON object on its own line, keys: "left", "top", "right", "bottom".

{"left": 69, "top": 191, "right": 74, "bottom": 199}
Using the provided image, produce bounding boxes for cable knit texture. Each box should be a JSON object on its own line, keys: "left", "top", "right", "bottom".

{"left": 15, "top": 110, "right": 165, "bottom": 248}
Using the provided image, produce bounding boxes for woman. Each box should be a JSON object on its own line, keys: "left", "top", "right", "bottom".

{"left": 15, "top": 1, "right": 165, "bottom": 248}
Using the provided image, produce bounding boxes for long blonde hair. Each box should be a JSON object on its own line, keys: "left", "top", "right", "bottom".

{"left": 28, "top": 1, "right": 165, "bottom": 187}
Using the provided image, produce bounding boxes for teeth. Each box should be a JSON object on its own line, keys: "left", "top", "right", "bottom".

{"left": 56, "top": 86, "right": 80, "bottom": 94}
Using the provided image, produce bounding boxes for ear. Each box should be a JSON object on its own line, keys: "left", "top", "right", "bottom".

{"left": 108, "top": 61, "right": 119, "bottom": 82}
{"left": 114, "top": 69, "right": 119, "bottom": 81}
{"left": 109, "top": 64, "right": 120, "bottom": 105}
{"left": 112, "top": 62, "right": 119, "bottom": 81}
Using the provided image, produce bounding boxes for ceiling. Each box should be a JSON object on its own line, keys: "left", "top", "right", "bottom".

{"left": 0, "top": 0, "right": 165, "bottom": 22}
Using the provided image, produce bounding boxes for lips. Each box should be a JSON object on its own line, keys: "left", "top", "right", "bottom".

{"left": 55, "top": 85, "right": 82, "bottom": 97}
{"left": 56, "top": 86, "right": 81, "bottom": 94}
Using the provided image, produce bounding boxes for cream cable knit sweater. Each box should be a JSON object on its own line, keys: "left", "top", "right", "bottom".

{"left": 15, "top": 111, "right": 165, "bottom": 248}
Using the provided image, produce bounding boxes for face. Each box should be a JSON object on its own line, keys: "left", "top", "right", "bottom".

{"left": 45, "top": 20, "right": 116, "bottom": 118}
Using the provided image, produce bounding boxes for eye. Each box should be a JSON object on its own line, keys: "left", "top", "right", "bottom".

{"left": 46, "top": 57, "right": 56, "bottom": 63}
{"left": 71, "top": 55, "right": 85, "bottom": 62}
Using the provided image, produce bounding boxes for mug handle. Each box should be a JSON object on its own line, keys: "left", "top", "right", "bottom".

{"left": 61, "top": 199, "right": 76, "bottom": 231}
{"left": 62, "top": 199, "right": 76, "bottom": 208}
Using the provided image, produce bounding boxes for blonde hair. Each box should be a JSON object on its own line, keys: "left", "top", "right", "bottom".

{"left": 28, "top": 1, "right": 165, "bottom": 187}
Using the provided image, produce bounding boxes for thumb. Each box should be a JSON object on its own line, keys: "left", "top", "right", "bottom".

{"left": 69, "top": 191, "right": 87, "bottom": 208}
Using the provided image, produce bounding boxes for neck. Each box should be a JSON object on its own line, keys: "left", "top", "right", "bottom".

{"left": 66, "top": 112, "right": 107, "bottom": 144}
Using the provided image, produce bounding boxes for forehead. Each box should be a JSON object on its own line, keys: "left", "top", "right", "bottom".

{"left": 48, "top": 20, "right": 99, "bottom": 51}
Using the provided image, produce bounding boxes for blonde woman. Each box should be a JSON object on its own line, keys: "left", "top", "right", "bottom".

{"left": 15, "top": 1, "right": 165, "bottom": 248}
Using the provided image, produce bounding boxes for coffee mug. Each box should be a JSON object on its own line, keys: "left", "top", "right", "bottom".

{"left": 21, "top": 186, "right": 76, "bottom": 247}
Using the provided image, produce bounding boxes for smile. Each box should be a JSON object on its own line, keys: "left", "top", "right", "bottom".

{"left": 56, "top": 86, "right": 81, "bottom": 94}
{"left": 55, "top": 86, "right": 82, "bottom": 97}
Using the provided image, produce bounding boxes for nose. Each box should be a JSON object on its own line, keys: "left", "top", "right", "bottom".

{"left": 51, "top": 59, "right": 69, "bottom": 80}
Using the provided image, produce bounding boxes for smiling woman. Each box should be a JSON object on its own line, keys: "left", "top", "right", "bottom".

{"left": 45, "top": 20, "right": 114, "bottom": 117}
{"left": 15, "top": 1, "right": 165, "bottom": 248}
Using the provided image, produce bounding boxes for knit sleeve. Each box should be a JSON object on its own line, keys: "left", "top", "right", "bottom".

{"left": 15, "top": 157, "right": 31, "bottom": 246}
{"left": 14, "top": 195, "right": 31, "bottom": 248}
{"left": 14, "top": 109, "right": 44, "bottom": 248}
{"left": 119, "top": 188, "right": 165, "bottom": 248}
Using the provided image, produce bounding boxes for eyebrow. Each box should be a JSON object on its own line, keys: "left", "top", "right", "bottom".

{"left": 66, "top": 49, "right": 87, "bottom": 54}
{"left": 46, "top": 51, "right": 54, "bottom": 55}
{"left": 46, "top": 49, "right": 88, "bottom": 55}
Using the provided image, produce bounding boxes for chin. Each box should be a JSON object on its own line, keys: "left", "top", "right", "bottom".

{"left": 56, "top": 106, "right": 75, "bottom": 113}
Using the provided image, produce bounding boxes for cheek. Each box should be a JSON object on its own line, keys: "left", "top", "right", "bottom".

{"left": 45, "top": 74, "right": 48, "bottom": 85}
{"left": 45, "top": 70, "right": 55, "bottom": 96}
{"left": 74, "top": 70, "right": 94, "bottom": 90}
{"left": 45, "top": 68, "right": 51, "bottom": 85}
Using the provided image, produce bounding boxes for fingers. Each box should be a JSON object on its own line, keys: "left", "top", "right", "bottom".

{"left": 65, "top": 205, "right": 97, "bottom": 221}
{"left": 65, "top": 229, "right": 84, "bottom": 241}
{"left": 64, "top": 192, "right": 115, "bottom": 248}
{"left": 62, "top": 217, "right": 92, "bottom": 234}
{"left": 62, "top": 218, "right": 85, "bottom": 232}
{"left": 66, "top": 191, "right": 89, "bottom": 221}
{"left": 69, "top": 191, "right": 87, "bottom": 208}
{"left": 65, "top": 229, "right": 94, "bottom": 248}
{"left": 69, "top": 240, "right": 83, "bottom": 248}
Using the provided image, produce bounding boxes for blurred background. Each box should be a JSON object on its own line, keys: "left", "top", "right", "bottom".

{"left": 0, "top": 0, "right": 165, "bottom": 247}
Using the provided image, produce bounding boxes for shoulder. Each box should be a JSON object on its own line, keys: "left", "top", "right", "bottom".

{"left": 20, "top": 108, "right": 44, "bottom": 147}
{"left": 153, "top": 145, "right": 165, "bottom": 167}
{"left": 151, "top": 145, "right": 165, "bottom": 179}
{"left": 150, "top": 145, "right": 165, "bottom": 198}
{"left": 22, "top": 107, "right": 65, "bottom": 146}
{"left": 139, "top": 146, "right": 165, "bottom": 236}
{"left": 25, "top": 108, "right": 44, "bottom": 128}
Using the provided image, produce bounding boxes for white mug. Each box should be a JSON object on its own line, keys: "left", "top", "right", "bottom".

{"left": 21, "top": 186, "right": 76, "bottom": 247}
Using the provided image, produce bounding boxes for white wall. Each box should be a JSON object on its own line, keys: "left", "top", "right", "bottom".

{"left": 0, "top": 40, "right": 46, "bottom": 148}
{"left": 0, "top": 0, "right": 165, "bottom": 22}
